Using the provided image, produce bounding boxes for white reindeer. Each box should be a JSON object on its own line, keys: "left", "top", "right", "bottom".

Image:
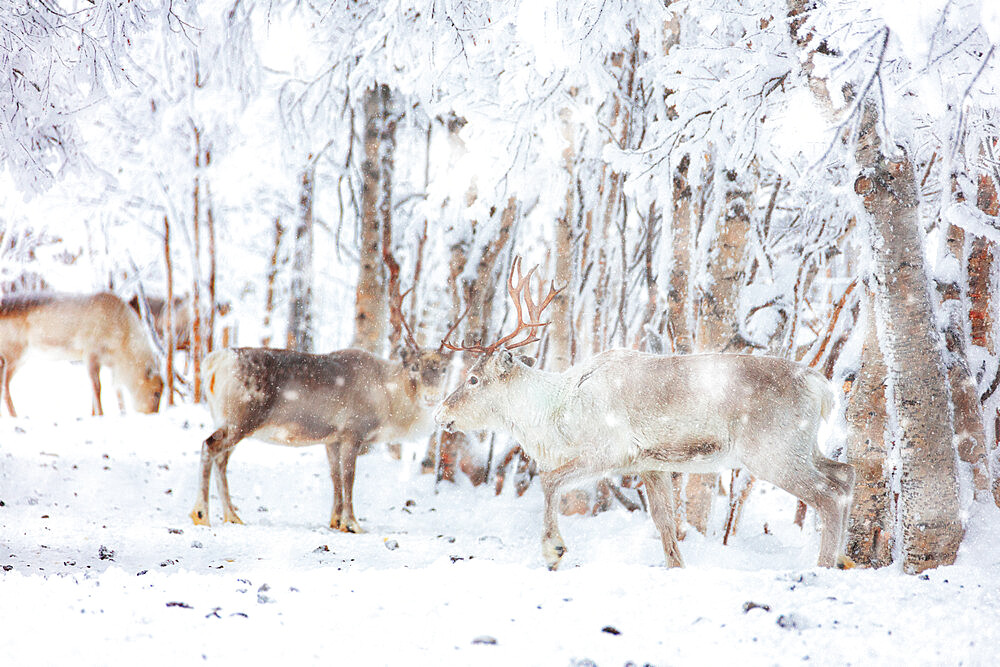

{"left": 435, "top": 258, "right": 854, "bottom": 570}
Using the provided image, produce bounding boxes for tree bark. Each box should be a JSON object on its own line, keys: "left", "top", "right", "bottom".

{"left": 667, "top": 154, "right": 694, "bottom": 354}
{"left": 288, "top": 163, "right": 315, "bottom": 352}
{"left": 163, "top": 216, "right": 175, "bottom": 407}
{"left": 261, "top": 218, "right": 283, "bottom": 347}
{"left": 191, "top": 123, "right": 204, "bottom": 403}
{"left": 686, "top": 168, "right": 752, "bottom": 536}
{"left": 436, "top": 198, "right": 517, "bottom": 485}
{"left": 855, "top": 104, "right": 963, "bottom": 573}
{"left": 939, "top": 223, "right": 993, "bottom": 500}
{"left": 969, "top": 171, "right": 997, "bottom": 353}
{"left": 549, "top": 107, "right": 576, "bottom": 372}
{"left": 352, "top": 85, "right": 396, "bottom": 354}
{"left": 845, "top": 286, "right": 892, "bottom": 567}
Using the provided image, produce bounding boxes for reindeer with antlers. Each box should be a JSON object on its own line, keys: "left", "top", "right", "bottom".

{"left": 190, "top": 295, "right": 453, "bottom": 531}
{"left": 435, "top": 257, "right": 854, "bottom": 570}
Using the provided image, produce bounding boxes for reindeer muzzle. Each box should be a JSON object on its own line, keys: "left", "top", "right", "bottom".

{"left": 433, "top": 405, "right": 456, "bottom": 433}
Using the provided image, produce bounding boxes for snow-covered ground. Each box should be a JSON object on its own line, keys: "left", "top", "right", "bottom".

{"left": 2, "top": 363, "right": 999, "bottom": 666}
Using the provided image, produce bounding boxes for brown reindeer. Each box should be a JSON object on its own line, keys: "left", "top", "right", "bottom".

{"left": 128, "top": 294, "right": 192, "bottom": 351}
{"left": 0, "top": 292, "right": 164, "bottom": 416}
{"left": 128, "top": 294, "right": 232, "bottom": 352}
{"left": 435, "top": 258, "right": 855, "bottom": 570}
{"left": 190, "top": 338, "right": 452, "bottom": 532}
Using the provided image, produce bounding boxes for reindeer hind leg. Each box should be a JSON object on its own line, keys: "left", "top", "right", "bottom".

{"left": 0, "top": 357, "right": 16, "bottom": 417}
{"left": 214, "top": 446, "right": 243, "bottom": 524}
{"left": 751, "top": 457, "right": 850, "bottom": 568}
{"left": 816, "top": 456, "right": 856, "bottom": 568}
{"left": 87, "top": 354, "right": 103, "bottom": 416}
{"left": 335, "top": 436, "right": 365, "bottom": 534}
{"left": 324, "top": 440, "right": 345, "bottom": 530}
{"left": 642, "top": 470, "right": 685, "bottom": 568}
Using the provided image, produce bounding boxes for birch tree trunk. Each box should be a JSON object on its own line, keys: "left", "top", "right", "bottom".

{"left": 261, "top": 218, "right": 283, "bottom": 347}
{"left": 854, "top": 104, "right": 963, "bottom": 573}
{"left": 436, "top": 198, "right": 516, "bottom": 484}
{"left": 970, "top": 163, "right": 1000, "bottom": 505}
{"left": 686, "top": 168, "right": 752, "bottom": 535}
{"left": 549, "top": 107, "right": 576, "bottom": 372}
{"left": 969, "top": 169, "right": 996, "bottom": 354}
{"left": 191, "top": 123, "right": 204, "bottom": 403}
{"left": 845, "top": 286, "right": 892, "bottom": 567}
{"left": 287, "top": 163, "right": 314, "bottom": 352}
{"left": 939, "top": 221, "right": 992, "bottom": 499}
{"left": 667, "top": 154, "right": 694, "bottom": 354}
{"left": 163, "top": 216, "right": 175, "bottom": 407}
{"left": 352, "top": 85, "right": 396, "bottom": 354}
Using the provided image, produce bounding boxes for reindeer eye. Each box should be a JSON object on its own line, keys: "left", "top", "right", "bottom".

{"left": 468, "top": 375, "right": 479, "bottom": 386}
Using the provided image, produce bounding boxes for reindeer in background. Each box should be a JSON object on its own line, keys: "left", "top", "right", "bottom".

{"left": 435, "top": 257, "right": 855, "bottom": 570}
{"left": 190, "top": 305, "right": 454, "bottom": 532}
{"left": 0, "top": 292, "right": 163, "bottom": 416}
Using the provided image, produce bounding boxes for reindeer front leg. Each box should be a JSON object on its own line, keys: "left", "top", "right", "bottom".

{"left": 539, "top": 454, "right": 634, "bottom": 570}
{"left": 539, "top": 473, "right": 568, "bottom": 570}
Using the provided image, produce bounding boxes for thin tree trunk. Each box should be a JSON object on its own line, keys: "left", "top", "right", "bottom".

{"left": 163, "top": 216, "right": 175, "bottom": 407}
{"left": 261, "top": 218, "right": 283, "bottom": 347}
{"left": 191, "top": 124, "right": 203, "bottom": 403}
{"left": 550, "top": 108, "right": 575, "bottom": 372}
{"left": 288, "top": 163, "right": 315, "bottom": 352}
{"left": 667, "top": 154, "right": 694, "bottom": 354}
{"left": 855, "top": 103, "right": 963, "bottom": 574}
{"left": 969, "top": 171, "right": 997, "bottom": 354}
{"left": 205, "top": 164, "right": 216, "bottom": 354}
{"left": 352, "top": 85, "right": 395, "bottom": 354}
{"left": 437, "top": 198, "right": 517, "bottom": 485}
{"left": 687, "top": 168, "right": 752, "bottom": 536}
{"left": 940, "top": 223, "right": 993, "bottom": 499}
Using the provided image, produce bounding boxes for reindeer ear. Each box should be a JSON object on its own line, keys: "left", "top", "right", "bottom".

{"left": 518, "top": 355, "right": 536, "bottom": 368}
{"left": 499, "top": 350, "right": 515, "bottom": 369}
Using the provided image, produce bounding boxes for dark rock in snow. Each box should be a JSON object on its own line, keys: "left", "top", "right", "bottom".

{"left": 601, "top": 626, "right": 621, "bottom": 635}
{"left": 166, "top": 601, "right": 192, "bottom": 609}
{"left": 98, "top": 545, "right": 115, "bottom": 561}
{"left": 313, "top": 545, "right": 330, "bottom": 553}
{"left": 776, "top": 613, "right": 809, "bottom": 630}
{"left": 168, "top": 528, "right": 183, "bottom": 535}
{"left": 743, "top": 601, "right": 772, "bottom": 613}
{"left": 471, "top": 636, "right": 497, "bottom": 645}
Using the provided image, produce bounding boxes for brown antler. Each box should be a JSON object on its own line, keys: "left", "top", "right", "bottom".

{"left": 441, "top": 256, "right": 561, "bottom": 356}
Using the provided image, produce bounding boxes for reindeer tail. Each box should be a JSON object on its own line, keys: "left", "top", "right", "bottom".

{"left": 804, "top": 367, "right": 835, "bottom": 423}
{"left": 202, "top": 349, "right": 233, "bottom": 398}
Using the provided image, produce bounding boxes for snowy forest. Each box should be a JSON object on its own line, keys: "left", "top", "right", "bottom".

{"left": 3, "top": 1, "right": 1000, "bottom": 663}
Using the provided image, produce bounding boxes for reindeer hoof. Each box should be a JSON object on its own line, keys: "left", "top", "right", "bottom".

{"left": 543, "top": 539, "right": 566, "bottom": 570}
{"left": 190, "top": 508, "right": 211, "bottom": 526}
{"left": 338, "top": 519, "right": 365, "bottom": 534}
{"left": 223, "top": 513, "right": 244, "bottom": 525}
{"left": 836, "top": 554, "right": 856, "bottom": 570}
